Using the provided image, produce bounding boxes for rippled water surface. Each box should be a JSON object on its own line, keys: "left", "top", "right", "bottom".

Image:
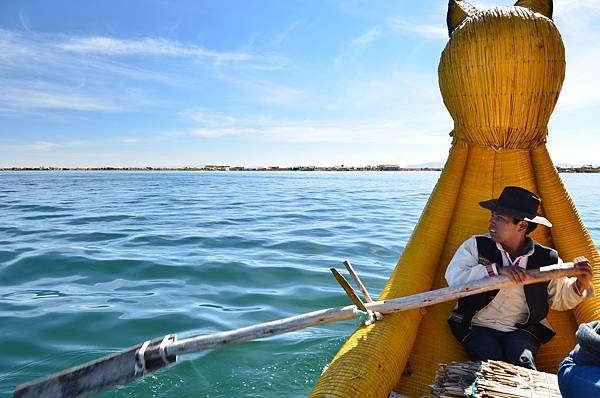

{"left": 1, "top": 171, "right": 598, "bottom": 397}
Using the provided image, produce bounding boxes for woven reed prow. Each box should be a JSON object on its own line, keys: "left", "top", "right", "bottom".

{"left": 427, "top": 360, "right": 561, "bottom": 397}
{"left": 439, "top": 4, "right": 565, "bottom": 150}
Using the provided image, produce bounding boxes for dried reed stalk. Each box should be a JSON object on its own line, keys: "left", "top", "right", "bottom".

{"left": 428, "top": 360, "right": 562, "bottom": 398}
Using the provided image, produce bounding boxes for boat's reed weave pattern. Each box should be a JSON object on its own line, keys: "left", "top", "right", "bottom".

{"left": 312, "top": 2, "right": 600, "bottom": 398}
{"left": 439, "top": 7, "right": 565, "bottom": 150}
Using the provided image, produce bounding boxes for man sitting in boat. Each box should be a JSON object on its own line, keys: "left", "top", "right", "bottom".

{"left": 445, "top": 186, "right": 594, "bottom": 370}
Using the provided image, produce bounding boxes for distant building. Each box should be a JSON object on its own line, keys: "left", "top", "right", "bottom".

{"left": 204, "top": 165, "right": 229, "bottom": 171}
{"left": 378, "top": 164, "right": 400, "bottom": 171}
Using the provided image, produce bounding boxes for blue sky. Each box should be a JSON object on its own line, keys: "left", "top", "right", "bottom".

{"left": 0, "top": 0, "right": 599, "bottom": 168}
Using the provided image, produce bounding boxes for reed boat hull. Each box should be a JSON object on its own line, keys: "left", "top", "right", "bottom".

{"left": 311, "top": 2, "right": 600, "bottom": 397}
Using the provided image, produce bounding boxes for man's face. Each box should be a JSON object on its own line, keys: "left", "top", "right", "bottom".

{"left": 488, "top": 212, "right": 525, "bottom": 244}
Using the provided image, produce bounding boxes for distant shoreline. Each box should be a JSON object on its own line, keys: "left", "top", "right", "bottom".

{"left": 0, "top": 166, "right": 442, "bottom": 172}
{"left": 1, "top": 166, "right": 599, "bottom": 173}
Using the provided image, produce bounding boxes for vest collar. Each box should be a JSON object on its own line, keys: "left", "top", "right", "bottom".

{"left": 487, "top": 234, "right": 535, "bottom": 258}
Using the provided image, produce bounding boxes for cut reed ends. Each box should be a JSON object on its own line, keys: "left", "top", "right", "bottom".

{"left": 428, "top": 360, "right": 561, "bottom": 398}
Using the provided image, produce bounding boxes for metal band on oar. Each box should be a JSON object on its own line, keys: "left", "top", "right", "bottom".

{"left": 14, "top": 263, "right": 584, "bottom": 398}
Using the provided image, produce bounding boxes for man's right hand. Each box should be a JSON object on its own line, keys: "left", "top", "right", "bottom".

{"left": 499, "top": 265, "right": 528, "bottom": 284}
{"left": 573, "top": 256, "right": 593, "bottom": 292}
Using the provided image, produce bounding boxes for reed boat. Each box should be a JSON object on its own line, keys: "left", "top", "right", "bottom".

{"left": 311, "top": 1, "right": 600, "bottom": 397}
{"left": 12, "top": 1, "right": 600, "bottom": 397}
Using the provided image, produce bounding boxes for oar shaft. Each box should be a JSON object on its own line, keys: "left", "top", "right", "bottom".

{"left": 164, "top": 263, "right": 581, "bottom": 358}
{"left": 366, "top": 263, "right": 581, "bottom": 315}
{"left": 164, "top": 306, "right": 357, "bottom": 357}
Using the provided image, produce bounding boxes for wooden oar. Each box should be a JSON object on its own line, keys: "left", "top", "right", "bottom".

{"left": 14, "top": 263, "right": 583, "bottom": 398}
{"left": 330, "top": 267, "right": 383, "bottom": 325}
{"left": 330, "top": 267, "right": 369, "bottom": 311}
{"left": 343, "top": 260, "right": 373, "bottom": 303}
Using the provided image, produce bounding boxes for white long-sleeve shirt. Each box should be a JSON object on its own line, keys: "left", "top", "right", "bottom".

{"left": 445, "top": 234, "right": 592, "bottom": 332}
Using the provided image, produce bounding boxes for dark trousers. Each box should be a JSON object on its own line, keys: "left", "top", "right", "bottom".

{"left": 463, "top": 326, "right": 540, "bottom": 370}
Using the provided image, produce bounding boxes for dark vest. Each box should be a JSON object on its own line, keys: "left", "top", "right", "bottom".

{"left": 447, "top": 236, "right": 559, "bottom": 344}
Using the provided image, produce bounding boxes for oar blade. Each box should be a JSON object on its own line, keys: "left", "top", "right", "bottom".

{"left": 330, "top": 268, "right": 368, "bottom": 312}
{"left": 14, "top": 337, "right": 175, "bottom": 398}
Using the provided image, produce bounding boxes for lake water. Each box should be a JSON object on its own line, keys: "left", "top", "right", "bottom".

{"left": 1, "top": 171, "right": 598, "bottom": 397}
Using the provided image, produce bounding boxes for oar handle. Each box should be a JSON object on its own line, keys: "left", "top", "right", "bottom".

{"left": 14, "top": 336, "right": 176, "bottom": 398}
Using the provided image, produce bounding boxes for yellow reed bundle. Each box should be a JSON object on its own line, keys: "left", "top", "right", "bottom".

{"left": 531, "top": 145, "right": 600, "bottom": 326}
{"left": 439, "top": 7, "right": 565, "bottom": 150}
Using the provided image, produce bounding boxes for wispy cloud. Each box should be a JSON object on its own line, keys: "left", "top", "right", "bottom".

{"left": 342, "top": 18, "right": 444, "bottom": 52}
{"left": 0, "top": 29, "right": 289, "bottom": 114}
{"left": 0, "top": 81, "right": 121, "bottom": 113}
{"left": 336, "top": 17, "right": 445, "bottom": 66}
{"left": 179, "top": 109, "right": 238, "bottom": 126}
{"left": 29, "top": 141, "right": 59, "bottom": 150}
{"left": 387, "top": 18, "right": 447, "bottom": 39}
{"left": 0, "top": 30, "right": 165, "bottom": 113}
{"left": 0, "top": 138, "right": 127, "bottom": 153}
{"left": 177, "top": 120, "right": 448, "bottom": 145}
{"left": 351, "top": 27, "right": 382, "bottom": 47}
{"left": 0, "top": 141, "right": 59, "bottom": 152}
{"left": 214, "top": 72, "right": 308, "bottom": 105}
{"left": 57, "top": 37, "right": 251, "bottom": 63}
{"left": 270, "top": 21, "right": 301, "bottom": 47}
{"left": 172, "top": 110, "right": 450, "bottom": 145}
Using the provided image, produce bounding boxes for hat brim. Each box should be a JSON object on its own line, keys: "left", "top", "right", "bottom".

{"left": 524, "top": 215, "right": 553, "bottom": 228}
{"left": 479, "top": 199, "right": 552, "bottom": 227}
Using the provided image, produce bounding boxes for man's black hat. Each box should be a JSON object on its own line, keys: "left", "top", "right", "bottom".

{"left": 479, "top": 186, "right": 552, "bottom": 227}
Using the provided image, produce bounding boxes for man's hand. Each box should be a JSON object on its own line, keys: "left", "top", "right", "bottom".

{"left": 574, "top": 256, "right": 593, "bottom": 292}
{"left": 499, "top": 265, "right": 528, "bottom": 284}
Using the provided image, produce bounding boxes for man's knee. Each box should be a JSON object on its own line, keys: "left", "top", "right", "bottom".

{"left": 464, "top": 327, "right": 504, "bottom": 361}
{"left": 505, "top": 347, "right": 537, "bottom": 370}
{"left": 502, "top": 330, "right": 540, "bottom": 370}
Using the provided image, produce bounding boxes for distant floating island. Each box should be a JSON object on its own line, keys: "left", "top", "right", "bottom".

{"left": 1, "top": 164, "right": 441, "bottom": 172}
{"left": 1, "top": 165, "right": 599, "bottom": 172}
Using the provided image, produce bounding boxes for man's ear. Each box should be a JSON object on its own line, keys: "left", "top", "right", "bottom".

{"left": 518, "top": 221, "right": 528, "bottom": 231}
